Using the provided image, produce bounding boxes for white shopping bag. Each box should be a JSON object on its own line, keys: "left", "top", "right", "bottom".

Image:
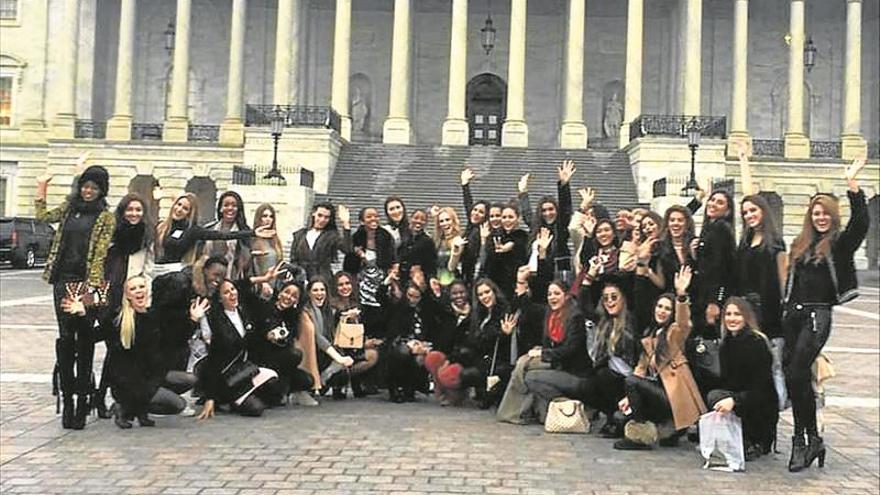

{"left": 699, "top": 411, "right": 745, "bottom": 472}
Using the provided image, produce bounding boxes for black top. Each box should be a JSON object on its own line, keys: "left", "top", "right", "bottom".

{"left": 290, "top": 227, "right": 352, "bottom": 282}
{"left": 540, "top": 306, "right": 591, "bottom": 378}
{"left": 789, "top": 257, "right": 836, "bottom": 305}
{"left": 484, "top": 229, "right": 529, "bottom": 299}
{"left": 401, "top": 231, "right": 438, "bottom": 277}
{"left": 158, "top": 219, "right": 254, "bottom": 264}
{"left": 694, "top": 218, "right": 737, "bottom": 307}
{"left": 107, "top": 310, "right": 164, "bottom": 411}
{"left": 55, "top": 210, "right": 100, "bottom": 282}
{"left": 736, "top": 238, "right": 786, "bottom": 338}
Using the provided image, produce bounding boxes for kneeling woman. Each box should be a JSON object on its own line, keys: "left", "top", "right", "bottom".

{"left": 197, "top": 279, "right": 280, "bottom": 418}
{"left": 107, "top": 276, "right": 187, "bottom": 428}
{"left": 707, "top": 297, "right": 778, "bottom": 461}
{"left": 615, "top": 266, "right": 706, "bottom": 450}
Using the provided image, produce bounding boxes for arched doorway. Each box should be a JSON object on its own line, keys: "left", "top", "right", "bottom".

{"left": 467, "top": 73, "right": 506, "bottom": 146}
{"left": 184, "top": 177, "right": 217, "bottom": 225}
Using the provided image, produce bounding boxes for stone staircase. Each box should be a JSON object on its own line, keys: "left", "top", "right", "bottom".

{"left": 321, "top": 143, "right": 640, "bottom": 222}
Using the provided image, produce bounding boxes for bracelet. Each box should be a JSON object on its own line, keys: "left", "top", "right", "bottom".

{"left": 636, "top": 261, "right": 648, "bottom": 268}
{"left": 676, "top": 294, "right": 690, "bottom": 304}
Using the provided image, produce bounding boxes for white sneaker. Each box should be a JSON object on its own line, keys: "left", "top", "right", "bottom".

{"left": 293, "top": 391, "right": 319, "bottom": 407}
{"left": 179, "top": 405, "right": 197, "bottom": 417}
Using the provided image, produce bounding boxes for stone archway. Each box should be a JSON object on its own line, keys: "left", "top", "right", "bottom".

{"left": 184, "top": 177, "right": 217, "bottom": 225}
{"left": 466, "top": 73, "right": 506, "bottom": 146}
{"left": 128, "top": 175, "right": 161, "bottom": 226}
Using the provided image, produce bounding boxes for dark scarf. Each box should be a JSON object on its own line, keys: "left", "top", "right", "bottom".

{"left": 69, "top": 196, "right": 107, "bottom": 215}
{"left": 114, "top": 221, "right": 146, "bottom": 255}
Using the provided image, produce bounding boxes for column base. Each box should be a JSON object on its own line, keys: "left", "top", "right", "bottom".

{"left": 219, "top": 118, "right": 245, "bottom": 147}
{"left": 783, "top": 132, "right": 810, "bottom": 159}
{"left": 339, "top": 116, "right": 352, "bottom": 142}
{"left": 51, "top": 114, "right": 76, "bottom": 140}
{"left": 502, "top": 120, "right": 529, "bottom": 148}
{"left": 106, "top": 115, "right": 133, "bottom": 141}
{"left": 726, "top": 132, "right": 752, "bottom": 158}
{"left": 441, "top": 118, "right": 469, "bottom": 146}
{"left": 163, "top": 118, "right": 189, "bottom": 143}
{"left": 619, "top": 123, "right": 632, "bottom": 149}
{"left": 558, "top": 122, "right": 588, "bottom": 149}
{"left": 18, "top": 119, "right": 48, "bottom": 144}
{"left": 382, "top": 117, "right": 412, "bottom": 145}
{"left": 841, "top": 134, "right": 867, "bottom": 161}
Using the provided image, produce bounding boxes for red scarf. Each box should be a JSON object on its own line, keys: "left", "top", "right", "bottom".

{"left": 547, "top": 310, "right": 564, "bottom": 343}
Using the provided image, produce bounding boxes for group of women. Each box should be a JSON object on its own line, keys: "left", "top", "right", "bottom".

{"left": 35, "top": 148, "right": 869, "bottom": 474}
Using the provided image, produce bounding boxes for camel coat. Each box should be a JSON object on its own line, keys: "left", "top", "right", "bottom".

{"left": 634, "top": 298, "right": 707, "bottom": 430}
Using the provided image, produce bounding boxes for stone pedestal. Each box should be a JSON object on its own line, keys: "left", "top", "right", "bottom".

{"left": 559, "top": 122, "right": 587, "bottom": 149}
{"left": 106, "top": 116, "right": 133, "bottom": 141}
{"left": 726, "top": 131, "right": 752, "bottom": 158}
{"left": 841, "top": 134, "right": 867, "bottom": 161}
{"left": 502, "top": 121, "right": 528, "bottom": 148}
{"left": 51, "top": 115, "right": 76, "bottom": 140}
{"left": 783, "top": 133, "right": 810, "bottom": 159}
{"left": 441, "top": 118, "right": 469, "bottom": 146}
{"left": 382, "top": 117, "right": 412, "bottom": 145}
{"left": 163, "top": 118, "right": 189, "bottom": 143}
{"left": 219, "top": 118, "right": 245, "bottom": 147}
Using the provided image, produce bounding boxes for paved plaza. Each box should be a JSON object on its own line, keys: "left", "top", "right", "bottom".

{"left": 1, "top": 268, "right": 878, "bottom": 495}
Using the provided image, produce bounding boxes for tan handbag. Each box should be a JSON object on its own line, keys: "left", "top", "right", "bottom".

{"left": 544, "top": 398, "right": 589, "bottom": 434}
{"left": 333, "top": 322, "right": 365, "bottom": 349}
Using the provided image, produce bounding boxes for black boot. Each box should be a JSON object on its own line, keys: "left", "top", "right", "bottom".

{"left": 351, "top": 376, "right": 366, "bottom": 398}
{"left": 805, "top": 434, "right": 826, "bottom": 469}
{"left": 71, "top": 395, "right": 89, "bottom": 430}
{"left": 61, "top": 396, "right": 75, "bottom": 429}
{"left": 113, "top": 403, "right": 132, "bottom": 429}
{"left": 93, "top": 389, "right": 111, "bottom": 419}
{"left": 136, "top": 413, "right": 155, "bottom": 427}
{"left": 788, "top": 435, "right": 808, "bottom": 472}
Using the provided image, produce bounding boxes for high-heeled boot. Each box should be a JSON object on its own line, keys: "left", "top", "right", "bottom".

{"left": 113, "top": 403, "right": 132, "bottom": 429}
{"left": 93, "top": 387, "right": 111, "bottom": 419}
{"left": 61, "top": 396, "right": 75, "bottom": 429}
{"left": 71, "top": 395, "right": 89, "bottom": 430}
{"left": 136, "top": 413, "right": 155, "bottom": 427}
{"left": 805, "top": 434, "right": 826, "bottom": 469}
{"left": 788, "top": 435, "right": 808, "bottom": 472}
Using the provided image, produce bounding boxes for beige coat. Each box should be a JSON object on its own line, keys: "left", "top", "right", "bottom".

{"left": 634, "top": 299, "right": 707, "bottom": 430}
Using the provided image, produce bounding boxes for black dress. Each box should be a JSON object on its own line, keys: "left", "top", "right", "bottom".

{"left": 107, "top": 311, "right": 164, "bottom": 415}
{"left": 736, "top": 238, "right": 786, "bottom": 339}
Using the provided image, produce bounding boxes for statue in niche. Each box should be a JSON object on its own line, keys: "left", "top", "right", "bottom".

{"left": 349, "top": 73, "right": 372, "bottom": 139}
{"left": 603, "top": 91, "right": 623, "bottom": 140}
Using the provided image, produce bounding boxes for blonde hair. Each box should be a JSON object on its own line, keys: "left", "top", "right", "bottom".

{"left": 720, "top": 296, "right": 768, "bottom": 342}
{"left": 432, "top": 207, "right": 462, "bottom": 249}
{"left": 115, "top": 275, "right": 148, "bottom": 349}
{"left": 789, "top": 194, "right": 842, "bottom": 264}
{"left": 156, "top": 193, "right": 199, "bottom": 263}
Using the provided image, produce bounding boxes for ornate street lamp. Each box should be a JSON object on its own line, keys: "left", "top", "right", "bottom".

{"left": 264, "top": 106, "right": 286, "bottom": 181}
{"left": 804, "top": 36, "right": 817, "bottom": 72}
{"left": 480, "top": 1, "right": 496, "bottom": 55}
{"left": 164, "top": 20, "right": 175, "bottom": 54}
{"left": 682, "top": 118, "right": 701, "bottom": 196}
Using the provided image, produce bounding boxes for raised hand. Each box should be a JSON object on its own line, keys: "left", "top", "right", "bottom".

{"left": 582, "top": 212, "right": 597, "bottom": 237}
{"left": 536, "top": 227, "right": 554, "bottom": 252}
{"left": 494, "top": 238, "right": 513, "bottom": 253}
{"left": 74, "top": 151, "right": 93, "bottom": 176}
{"left": 254, "top": 225, "right": 276, "bottom": 239}
{"left": 557, "top": 159, "right": 576, "bottom": 185}
{"left": 501, "top": 313, "right": 519, "bottom": 335}
{"left": 451, "top": 235, "right": 468, "bottom": 255}
{"left": 844, "top": 155, "right": 867, "bottom": 192}
{"left": 189, "top": 297, "right": 210, "bottom": 322}
{"left": 578, "top": 187, "right": 596, "bottom": 211}
{"left": 60, "top": 294, "right": 86, "bottom": 316}
{"left": 637, "top": 238, "right": 658, "bottom": 261}
{"left": 736, "top": 140, "right": 749, "bottom": 162}
{"left": 430, "top": 204, "right": 441, "bottom": 218}
{"left": 338, "top": 204, "right": 351, "bottom": 229}
{"left": 429, "top": 277, "right": 442, "bottom": 297}
{"left": 673, "top": 265, "right": 693, "bottom": 296}
{"left": 479, "top": 222, "right": 491, "bottom": 241}
{"left": 461, "top": 167, "right": 475, "bottom": 186}
{"left": 518, "top": 173, "right": 531, "bottom": 194}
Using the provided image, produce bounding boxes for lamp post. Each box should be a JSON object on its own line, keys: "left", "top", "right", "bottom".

{"left": 682, "top": 117, "right": 701, "bottom": 195}
{"left": 804, "top": 36, "right": 817, "bottom": 72}
{"left": 480, "top": 0, "right": 496, "bottom": 55}
{"left": 164, "top": 19, "right": 175, "bottom": 55}
{"left": 265, "top": 106, "right": 286, "bottom": 181}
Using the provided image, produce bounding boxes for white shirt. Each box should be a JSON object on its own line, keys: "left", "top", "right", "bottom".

{"left": 225, "top": 309, "right": 246, "bottom": 338}
{"left": 306, "top": 229, "right": 321, "bottom": 250}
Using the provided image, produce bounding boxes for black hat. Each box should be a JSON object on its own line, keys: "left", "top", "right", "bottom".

{"left": 78, "top": 165, "right": 109, "bottom": 197}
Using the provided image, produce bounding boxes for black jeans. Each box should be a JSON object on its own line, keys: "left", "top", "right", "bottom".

{"left": 53, "top": 283, "right": 97, "bottom": 396}
{"left": 582, "top": 366, "right": 626, "bottom": 418}
{"left": 782, "top": 304, "right": 832, "bottom": 437}
{"left": 626, "top": 374, "right": 672, "bottom": 424}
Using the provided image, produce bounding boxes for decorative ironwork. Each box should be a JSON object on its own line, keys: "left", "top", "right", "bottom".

{"left": 629, "top": 115, "right": 726, "bottom": 142}
{"left": 245, "top": 105, "right": 341, "bottom": 133}
{"left": 868, "top": 142, "right": 879, "bottom": 159}
{"left": 652, "top": 177, "right": 667, "bottom": 198}
{"left": 232, "top": 163, "right": 300, "bottom": 186}
{"left": 74, "top": 120, "right": 106, "bottom": 139}
{"left": 300, "top": 168, "right": 314, "bottom": 188}
{"left": 751, "top": 139, "right": 784, "bottom": 157}
{"left": 132, "top": 123, "right": 163, "bottom": 141}
{"left": 187, "top": 124, "right": 220, "bottom": 142}
{"left": 810, "top": 140, "right": 841, "bottom": 159}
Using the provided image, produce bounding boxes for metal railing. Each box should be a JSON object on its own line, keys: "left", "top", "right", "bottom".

{"left": 187, "top": 124, "right": 220, "bottom": 142}
{"left": 131, "top": 123, "right": 163, "bottom": 141}
{"left": 652, "top": 177, "right": 667, "bottom": 198}
{"left": 244, "top": 105, "right": 341, "bottom": 133}
{"left": 629, "top": 114, "right": 727, "bottom": 142}
{"left": 751, "top": 139, "right": 784, "bottom": 157}
{"left": 74, "top": 120, "right": 106, "bottom": 139}
{"left": 232, "top": 163, "right": 303, "bottom": 186}
{"left": 810, "top": 140, "right": 842, "bottom": 159}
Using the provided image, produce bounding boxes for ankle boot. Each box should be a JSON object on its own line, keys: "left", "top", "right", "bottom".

{"left": 93, "top": 389, "right": 111, "bottom": 419}
{"left": 788, "top": 435, "right": 807, "bottom": 472}
{"left": 61, "top": 396, "right": 75, "bottom": 429}
{"left": 805, "top": 434, "right": 826, "bottom": 468}
{"left": 71, "top": 395, "right": 89, "bottom": 430}
{"left": 136, "top": 413, "right": 155, "bottom": 427}
{"left": 113, "top": 403, "right": 132, "bottom": 429}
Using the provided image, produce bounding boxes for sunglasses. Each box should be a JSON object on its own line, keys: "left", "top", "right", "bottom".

{"left": 602, "top": 293, "right": 620, "bottom": 303}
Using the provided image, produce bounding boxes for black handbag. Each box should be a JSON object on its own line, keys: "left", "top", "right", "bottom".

{"left": 222, "top": 356, "right": 260, "bottom": 390}
{"left": 688, "top": 336, "right": 721, "bottom": 379}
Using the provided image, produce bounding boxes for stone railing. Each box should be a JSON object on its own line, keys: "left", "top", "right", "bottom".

{"left": 751, "top": 139, "right": 784, "bottom": 157}
{"left": 74, "top": 120, "right": 106, "bottom": 139}
{"left": 131, "top": 123, "right": 163, "bottom": 141}
{"left": 629, "top": 114, "right": 727, "bottom": 142}
{"left": 244, "top": 105, "right": 341, "bottom": 133}
{"left": 810, "top": 140, "right": 842, "bottom": 159}
{"left": 187, "top": 124, "right": 220, "bottom": 142}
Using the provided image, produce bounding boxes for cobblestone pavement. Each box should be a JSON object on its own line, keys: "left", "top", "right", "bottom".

{"left": 1, "top": 268, "right": 878, "bottom": 495}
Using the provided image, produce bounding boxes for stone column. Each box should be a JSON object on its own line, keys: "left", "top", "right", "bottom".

{"left": 441, "top": 0, "right": 468, "bottom": 146}
{"left": 841, "top": 0, "right": 866, "bottom": 160}
{"left": 383, "top": 0, "right": 412, "bottom": 144}
{"left": 559, "top": 0, "right": 587, "bottom": 149}
{"left": 783, "top": 0, "right": 809, "bottom": 158}
{"left": 164, "top": 0, "right": 192, "bottom": 142}
{"left": 273, "top": 0, "right": 295, "bottom": 105}
{"left": 619, "top": 0, "right": 643, "bottom": 148}
{"left": 680, "top": 0, "right": 701, "bottom": 116}
{"left": 107, "top": 0, "right": 136, "bottom": 141}
{"left": 330, "top": 0, "right": 352, "bottom": 140}
{"left": 501, "top": 0, "right": 528, "bottom": 147}
{"left": 51, "top": 0, "right": 80, "bottom": 139}
{"left": 220, "top": 0, "right": 247, "bottom": 146}
{"left": 726, "top": 0, "right": 750, "bottom": 155}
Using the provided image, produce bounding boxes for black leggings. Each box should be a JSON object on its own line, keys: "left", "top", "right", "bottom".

{"left": 625, "top": 374, "right": 672, "bottom": 424}
{"left": 385, "top": 341, "right": 428, "bottom": 393}
{"left": 53, "top": 284, "right": 96, "bottom": 396}
{"left": 783, "top": 305, "right": 831, "bottom": 437}
{"left": 582, "top": 367, "right": 626, "bottom": 418}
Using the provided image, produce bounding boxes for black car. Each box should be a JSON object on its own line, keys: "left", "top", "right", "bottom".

{"left": 0, "top": 217, "right": 55, "bottom": 269}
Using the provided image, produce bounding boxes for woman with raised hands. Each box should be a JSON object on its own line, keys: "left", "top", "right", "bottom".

{"left": 484, "top": 203, "right": 530, "bottom": 300}
{"left": 783, "top": 157, "right": 868, "bottom": 472}
{"left": 460, "top": 167, "right": 490, "bottom": 286}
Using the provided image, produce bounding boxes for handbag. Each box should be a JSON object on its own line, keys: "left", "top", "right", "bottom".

{"left": 334, "top": 321, "right": 365, "bottom": 349}
{"left": 64, "top": 280, "right": 111, "bottom": 307}
{"left": 544, "top": 398, "right": 589, "bottom": 434}
{"left": 222, "top": 355, "right": 260, "bottom": 390}
{"left": 688, "top": 336, "right": 721, "bottom": 379}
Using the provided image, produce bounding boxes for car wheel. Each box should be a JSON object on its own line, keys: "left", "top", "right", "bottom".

{"left": 25, "top": 248, "right": 36, "bottom": 269}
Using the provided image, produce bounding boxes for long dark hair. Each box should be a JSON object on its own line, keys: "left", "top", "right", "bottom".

{"left": 739, "top": 194, "right": 782, "bottom": 252}
{"left": 384, "top": 196, "right": 409, "bottom": 230}
{"left": 648, "top": 292, "right": 676, "bottom": 363}
{"left": 470, "top": 277, "right": 509, "bottom": 335}
{"left": 790, "top": 194, "right": 841, "bottom": 264}
{"left": 705, "top": 189, "right": 736, "bottom": 226}
{"left": 114, "top": 193, "right": 154, "bottom": 250}
{"left": 330, "top": 271, "right": 360, "bottom": 311}
{"left": 308, "top": 201, "right": 337, "bottom": 231}
{"left": 215, "top": 191, "right": 249, "bottom": 230}
{"left": 529, "top": 195, "right": 559, "bottom": 242}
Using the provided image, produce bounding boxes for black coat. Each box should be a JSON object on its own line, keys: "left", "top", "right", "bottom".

{"left": 540, "top": 305, "right": 591, "bottom": 378}
{"left": 695, "top": 218, "right": 737, "bottom": 308}
{"left": 290, "top": 227, "right": 351, "bottom": 282}
{"left": 107, "top": 311, "right": 164, "bottom": 413}
{"left": 520, "top": 181, "right": 574, "bottom": 268}
{"left": 200, "top": 304, "right": 262, "bottom": 403}
{"left": 400, "top": 231, "right": 438, "bottom": 277}
{"left": 484, "top": 229, "right": 529, "bottom": 298}
{"left": 151, "top": 269, "right": 198, "bottom": 372}
{"left": 345, "top": 227, "right": 395, "bottom": 273}
{"left": 736, "top": 237, "right": 786, "bottom": 339}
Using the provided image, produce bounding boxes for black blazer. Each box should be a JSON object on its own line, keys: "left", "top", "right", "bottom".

{"left": 541, "top": 304, "right": 591, "bottom": 378}
{"left": 201, "top": 304, "right": 261, "bottom": 402}
{"left": 346, "top": 227, "right": 394, "bottom": 273}
{"left": 290, "top": 227, "right": 351, "bottom": 282}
